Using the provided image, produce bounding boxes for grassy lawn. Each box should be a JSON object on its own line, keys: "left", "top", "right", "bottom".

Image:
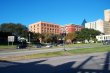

{"left": 65, "top": 43, "right": 102, "bottom": 47}
{"left": 0, "top": 45, "right": 16, "bottom": 50}
{"left": 0, "top": 43, "right": 100, "bottom": 52}
{"left": 68, "top": 45, "right": 110, "bottom": 54}
{"left": 0, "top": 44, "right": 110, "bottom": 61}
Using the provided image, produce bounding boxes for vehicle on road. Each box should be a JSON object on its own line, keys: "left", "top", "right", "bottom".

{"left": 16, "top": 41, "right": 27, "bottom": 49}
{"left": 45, "top": 44, "right": 52, "bottom": 48}
{"left": 102, "top": 40, "right": 110, "bottom": 45}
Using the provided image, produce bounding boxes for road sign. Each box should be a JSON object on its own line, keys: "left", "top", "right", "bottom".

{"left": 8, "top": 36, "right": 15, "bottom": 42}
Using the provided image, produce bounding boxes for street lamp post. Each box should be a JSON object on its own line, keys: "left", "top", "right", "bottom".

{"left": 63, "top": 33, "right": 66, "bottom": 51}
{"left": 28, "top": 33, "right": 31, "bottom": 50}
{"left": 62, "top": 27, "right": 66, "bottom": 51}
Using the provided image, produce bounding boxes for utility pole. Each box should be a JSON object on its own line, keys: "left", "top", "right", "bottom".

{"left": 29, "top": 33, "right": 30, "bottom": 43}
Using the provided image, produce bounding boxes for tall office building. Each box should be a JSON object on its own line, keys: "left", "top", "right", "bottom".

{"left": 81, "top": 19, "right": 87, "bottom": 27}
{"left": 104, "top": 21, "right": 110, "bottom": 35}
{"left": 29, "top": 21, "right": 60, "bottom": 34}
{"left": 104, "top": 9, "right": 110, "bottom": 35}
{"left": 104, "top": 9, "right": 110, "bottom": 22}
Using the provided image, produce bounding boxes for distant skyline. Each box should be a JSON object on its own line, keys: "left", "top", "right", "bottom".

{"left": 0, "top": 0, "right": 110, "bottom": 26}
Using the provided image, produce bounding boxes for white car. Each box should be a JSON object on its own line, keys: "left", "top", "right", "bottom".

{"left": 46, "top": 44, "right": 52, "bottom": 48}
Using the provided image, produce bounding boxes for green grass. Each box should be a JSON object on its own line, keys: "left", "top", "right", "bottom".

{"left": 0, "top": 45, "right": 16, "bottom": 49}
{"left": 0, "top": 43, "right": 102, "bottom": 51}
{"left": 68, "top": 46, "right": 110, "bottom": 54}
{"left": 65, "top": 43, "right": 102, "bottom": 47}
{"left": 0, "top": 45, "right": 110, "bottom": 61}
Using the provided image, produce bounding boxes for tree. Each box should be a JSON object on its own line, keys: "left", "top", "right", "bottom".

{"left": 0, "top": 23, "right": 28, "bottom": 38}
{"left": 28, "top": 32, "right": 41, "bottom": 43}
{"left": 42, "top": 33, "right": 50, "bottom": 43}
{"left": 50, "top": 34, "right": 58, "bottom": 44}
{"left": 76, "top": 28, "right": 101, "bottom": 42}
{"left": 0, "top": 31, "right": 12, "bottom": 44}
{"left": 65, "top": 33, "right": 76, "bottom": 43}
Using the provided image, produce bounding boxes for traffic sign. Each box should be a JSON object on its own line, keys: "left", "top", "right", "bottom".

{"left": 8, "top": 36, "right": 14, "bottom": 42}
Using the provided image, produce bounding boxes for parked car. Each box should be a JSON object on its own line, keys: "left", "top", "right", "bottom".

{"left": 45, "top": 44, "right": 52, "bottom": 48}
{"left": 103, "top": 40, "right": 110, "bottom": 45}
{"left": 36, "top": 44, "right": 42, "bottom": 48}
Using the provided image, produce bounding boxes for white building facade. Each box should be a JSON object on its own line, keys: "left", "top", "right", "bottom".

{"left": 104, "top": 9, "right": 110, "bottom": 22}
{"left": 85, "top": 19, "right": 105, "bottom": 33}
{"left": 96, "top": 35, "right": 110, "bottom": 41}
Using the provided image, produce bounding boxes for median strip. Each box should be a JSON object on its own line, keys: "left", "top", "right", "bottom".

{"left": 0, "top": 45, "right": 110, "bottom": 61}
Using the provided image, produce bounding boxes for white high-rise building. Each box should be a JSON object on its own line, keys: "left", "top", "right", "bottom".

{"left": 85, "top": 9, "right": 110, "bottom": 35}
{"left": 85, "top": 19, "right": 105, "bottom": 33}
{"left": 104, "top": 9, "right": 110, "bottom": 22}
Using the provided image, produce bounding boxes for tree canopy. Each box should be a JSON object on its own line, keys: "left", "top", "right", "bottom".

{"left": 0, "top": 23, "right": 28, "bottom": 38}
{"left": 76, "top": 28, "right": 101, "bottom": 42}
{"left": 65, "top": 32, "right": 76, "bottom": 43}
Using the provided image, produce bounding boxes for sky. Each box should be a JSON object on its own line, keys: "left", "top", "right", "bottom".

{"left": 0, "top": 0, "right": 110, "bottom": 26}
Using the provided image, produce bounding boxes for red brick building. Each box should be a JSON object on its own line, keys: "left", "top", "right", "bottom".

{"left": 29, "top": 21, "right": 60, "bottom": 34}
{"left": 29, "top": 21, "right": 84, "bottom": 34}
{"left": 61, "top": 24, "right": 84, "bottom": 34}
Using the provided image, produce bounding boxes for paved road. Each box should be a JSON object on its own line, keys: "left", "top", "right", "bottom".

{"left": 0, "top": 43, "right": 107, "bottom": 58}
{"left": 0, "top": 52, "right": 110, "bottom": 73}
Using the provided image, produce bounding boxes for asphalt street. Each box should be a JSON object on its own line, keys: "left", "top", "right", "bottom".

{"left": 0, "top": 52, "right": 110, "bottom": 73}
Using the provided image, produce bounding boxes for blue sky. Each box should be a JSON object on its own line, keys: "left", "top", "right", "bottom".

{"left": 0, "top": 0, "right": 110, "bottom": 26}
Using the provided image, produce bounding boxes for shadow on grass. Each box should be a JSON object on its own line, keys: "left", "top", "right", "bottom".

{"left": 0, "top": 52, "right": 110, "bottom": 73}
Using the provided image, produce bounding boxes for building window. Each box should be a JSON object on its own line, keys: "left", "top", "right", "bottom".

{"left": 43, "top": 24, "right": 45, "bottom": 26}
{"left": 42, "top": 30, "right": 43, "bottom": 32}
{"left": 47, "top": 28, "right": 49, "bottom": 30}
{"left": 42, "top": 24, "right": 44, "bottom": 26}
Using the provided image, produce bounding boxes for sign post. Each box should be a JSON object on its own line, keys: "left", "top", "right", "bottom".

{"left": 8, "top": 36, "right": 15, "bottom": 46}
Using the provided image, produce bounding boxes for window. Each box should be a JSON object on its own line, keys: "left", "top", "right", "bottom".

{"left": 43, "top": 24, "right": 45, "bottom": 26}
{"left": 42, "top": 24, "right": 44, "bottom": 26}
{"left": 47, "top": 28, "right": 49, "bottom": 30}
